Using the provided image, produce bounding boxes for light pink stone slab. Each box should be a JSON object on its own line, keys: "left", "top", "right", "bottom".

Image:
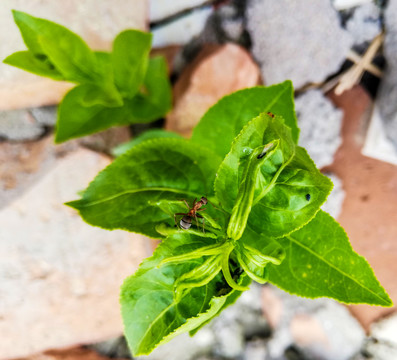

{"left": 0, "top": 148, "right": 150, "bottom": 359}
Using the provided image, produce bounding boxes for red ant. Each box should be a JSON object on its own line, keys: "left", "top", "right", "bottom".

{"left": 175, "top": 197, "right": 208, "bottom": 230}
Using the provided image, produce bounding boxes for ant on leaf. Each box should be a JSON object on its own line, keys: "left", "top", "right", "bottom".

{"left": 174, "top": 197, "right": 208, "bottom": 231}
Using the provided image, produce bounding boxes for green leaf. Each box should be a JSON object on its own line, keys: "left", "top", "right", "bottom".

{"left": 216, "top": 112, "right": 330, "bottom": 238}
{"left": 236, "top": 227, "right": 285, "bottom": 283}
{"left": 55, "top": 85, "right": 130, "bottom": 143}
{"left": 121, "top": 232, "right": 246, "bottom": 355}
{"left": 248, "top": 145, "right": 332, "bottom": 237}
{"left": 128, "top": 56, "right": 172, "bottom": 122}
{"left": 112, "top": 30, "right": 152, "bottom": 98}
{"left": 67, "top": 138, "right": 222, "bottom": 238}
{"left": 3, "top": 51, "right": 64, "bottom": 80}
{"left": 267, "top": 210, "right": 393, "bottom": 306}
{"left": 191, "top": 81, "right": 299, "bottom": 158}
{"left": 112, "top": 129, "right": 182, "bottom": 157}
{"left": 12, "top": 10, "right": 101, "bottom": 83}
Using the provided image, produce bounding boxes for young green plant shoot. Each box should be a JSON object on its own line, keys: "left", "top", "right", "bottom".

{"left": 66, "top": 81, "right": 392, "bottom": 356}
{"left": 4, "top": 11, "right": 171, "bottom": 143}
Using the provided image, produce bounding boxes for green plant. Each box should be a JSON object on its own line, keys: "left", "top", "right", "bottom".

{"left": 5, "top": 11, "right": 391, "bottom": 357}
{"left": 66, "top": 82, "right": 392, "bottom": 356}
{"left": 4, "top": 11, "right": 171, "bottom": 143}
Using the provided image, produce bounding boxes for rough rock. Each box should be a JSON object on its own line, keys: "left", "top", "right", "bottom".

{"left": 150, "top": 0, "right": 209, "bottom": 22}
{"left": 246, "top": 0, "right": 353, "bottom": 88}
{"left": 166, "top": 43, "right": 260, "bottom": 136}
{"left": 295, "top": 89, "right": 343, "bottom": 168}
{"left": 212, "top": 321, "right": 245, "bottom": 359}
{"left": 0, "top": 109, "right": 44, "bottom": 141}
{"left": 346, "top": 3, "right": 382, "bottom": 45}
{"left": 211, "top": 284, "right": 270, "bottom": 359}
{"left": 353, "top": 313, "right": 397, "bottom": 360}
{"left": 136, "top": 330, "right": 215, "bottom": 360}
{"left": 171, "top": 1, "right": 248, "bottom": 77}
{"left": 328, "top": 87, "right": 397, "bottom": 329}
{"left": 261, "top": 286, "right": 365, "bottom": 360}
{"left": 370, "top": 312, "right": 397, "bottom": 345}
{"left": 332, "top": 0, "right": 373, "bottom": 11}
{"left": 0, "top": 0, "right": 147, "bottom": 110}
{"left": 321, "top": 172, "right": 345, "bottom": 219}
{"left": 30, "top": 106, "right": 58, "bottom": 126}
{"left": 0, "top": 148, "right": 149, "bottom": 359}
{"left": 151, "top": 7, "right": 212, "bottom": 48}
{"left": 200, "top": 2, "right": 246, "bottom": 45}
{"left": 242, "top": 339, "right": 268, "bottom": 360}
{"left": 376, "top": 0, "right": 397, "bottom": 150}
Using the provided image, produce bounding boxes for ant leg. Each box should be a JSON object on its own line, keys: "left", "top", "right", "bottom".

{"left": 197, "top": 208, "right": 206, "bottom": 212}
{"left": 207, "top": 199, "right": 227, "bottom": 214}
{"left": 195, "top": 214, "right": 205, "bottom": 233}
{"left": 182, "top": 200, "right": 190, "bottom": 210}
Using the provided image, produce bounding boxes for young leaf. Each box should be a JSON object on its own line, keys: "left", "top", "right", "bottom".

{"left": 128, "top": 56, "right": 172, "bottom": 122}
{"left": 121, "top": 232, "right": 247, "bottom": 355}
{"left": 112, "top": 30, "right": 152, "bottom": 98}
{"left": 3, "top": 51, "right": 64, "bottom": 80}
{"left": 216, "top": 112, "right": 330, "bottom": 238}
{"left": 227, "top": 142, "right": 278, "bottom": 241}
{"left": 236, "top": 227, "right": 285, "bottom": 283}
{"left": 11, "top": 10, "right": 101, "bottom": 83}
{"left": 112, "top": 129, "right": 182, "bottom": 157}
{"left": 191, "top": 81, "right": 299, "bottom": 158}
{"left": 55, "top": 85, "right": 130, "bottom": 143}
{"left": 267, "top": 210, "right": 393, "bottom": 306}
{"left": 67, "top": 138, "right": 222, "bottom": 238}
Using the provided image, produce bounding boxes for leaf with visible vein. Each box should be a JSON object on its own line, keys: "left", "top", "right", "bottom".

{"left": 11, "top": 10, "right": 102, "bottom": 83}
{"left": 55, "top": 85, "right": 129, "bottom": 143}
{"left": 121, "top": 232, "right": 246, "bottom": 355}
{"left": 3, "top": 50, "right": 64, "bottom": 80}
{"left": 216, "top": 112, "right": 331, "bottom": 238}
{"left": 191, "top": 81, "right": 299, "bottom": 158}
{"left": 112, "top": 129, "right": 182, "bottom": 157}
{"left": 267, "top": 210, "right": 392, "bottom": 306}
{"left": 67, "top": 138, "right": 222, "bottom": 238}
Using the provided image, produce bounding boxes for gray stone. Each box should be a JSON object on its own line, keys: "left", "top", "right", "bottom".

{"left": 321, "top": 173, "right": 345, "bottom": 219}
{"left": 0, "top": 109, "right": 44, "bottom": 141}
{"left": 262, "top": 286, "right": 365, "bottom": 360}
{"left": 243, "top": 339, "right": 268, "bottom": 360}
{"left": 360, "top": 338, "right": 397, "bottom": 360}
{"left": 359, "top": 316, "right": 397, "bottom": 360}
{"left": 376, "top": 0, "right": 397, "bottom": 150}
{"left": 370, "top": 312, "right": 397, "bottom": 346}
{"left": 212, "top": 283, "right": 270, "bottom": 339}
{"left": 332, "top": 0, "right": 373, "bottom": 11}
{"left": 200, "top": 3, "right": 245, "bottom": 44}
{"left": 30, "top": 106, "right": 57, "bottom": 126}
{"left": 212, "top": 320, "right": 245, "bottom": 359}
{"left": 246, "top": 0, "right": 353, "bottom": 88}
{"left": 150, "top": 0, "right": 209, "bottom": 22}
{"left": 295, "top": 90, "right": 343, "bottom": 168}
{"left": 89, "top": 337, "right": 131, "bottom": 358}
{"left": 136, "top": 329, "right": 215, "bottom": 360}
{"left": 152, "top": 7, "right": 212, "bottom": 47}
{"left": 346, "top": 3, "right": 382, "bottom": 45}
